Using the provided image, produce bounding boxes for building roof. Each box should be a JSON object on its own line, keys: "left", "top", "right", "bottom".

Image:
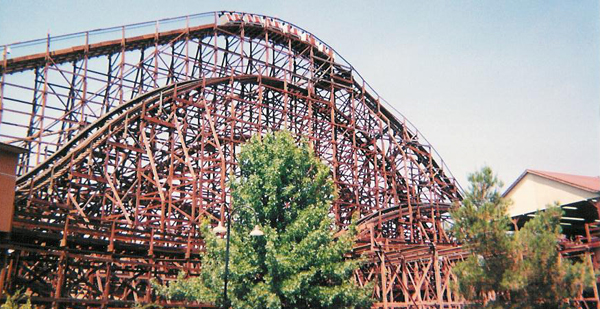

{"left": 0, "top": 143, "right": 26, "bottom": 154}
{"left": 504, "top": 169, "right": 600, "bottom": 196}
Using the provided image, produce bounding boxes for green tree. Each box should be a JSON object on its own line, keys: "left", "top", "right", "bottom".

{"left": 450, "top": 167, "right": 593, "bottom": 309}
{"left": 154, "top": 131, "right": 371, "bottom": 309}
{"left": 1, "top": 290, "right": 33, "bottom": 309}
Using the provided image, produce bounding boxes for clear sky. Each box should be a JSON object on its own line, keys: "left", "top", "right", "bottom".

{"left": 1, "top": 0, "right": 598, "bottom": 189}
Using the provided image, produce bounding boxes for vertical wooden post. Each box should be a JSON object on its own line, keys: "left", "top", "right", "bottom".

{"left": 433, "top": 247, "right": 443, "bottom": 308}
{"left": 381, "top": 252, "right": 388, "bottom": 309}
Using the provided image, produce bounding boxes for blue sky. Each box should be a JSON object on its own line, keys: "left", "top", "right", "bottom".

{"left": 1, "top": 0, "right": 598, "bottom": 189}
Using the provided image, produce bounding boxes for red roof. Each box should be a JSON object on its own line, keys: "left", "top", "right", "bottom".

{"left": 527, "top": 170, "right": 600, "bottom": 192}
{"left": 503, "top": 170, "right": 600, "bottom": 197}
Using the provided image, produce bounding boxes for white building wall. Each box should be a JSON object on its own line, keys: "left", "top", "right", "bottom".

{"left": 506, "top": 173, "right": 597, "bottom": 216}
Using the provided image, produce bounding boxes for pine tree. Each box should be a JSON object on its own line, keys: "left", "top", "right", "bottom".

{"left": 450, "top": 167, "right": 594, "bottom": 308}
{"left": 154, "top": 131, "right": 371, "bottom": 309}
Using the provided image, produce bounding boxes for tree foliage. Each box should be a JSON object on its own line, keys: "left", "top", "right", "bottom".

{"left": 1, "top": 290, "right": 33, "bottom": 309}
{"left": 450, "top": 166, "right": 594, "bottom": 308}
{"left": 154, "top": 131, "right": 371, "bottom": 309}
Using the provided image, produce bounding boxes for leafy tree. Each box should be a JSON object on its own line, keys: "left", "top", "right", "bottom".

{"left": 450, "top": 167, "right": 594, "bottom": 309}
{"left": 154, "top": 131, "right": 372, "bottom": 309}
{"left": 1, "top": 290, "right": 33, "bottom": 309}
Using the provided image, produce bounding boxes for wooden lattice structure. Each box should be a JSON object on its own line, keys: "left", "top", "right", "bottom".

{"left": 0, "top": 11, "right": 476, "bottom": 308}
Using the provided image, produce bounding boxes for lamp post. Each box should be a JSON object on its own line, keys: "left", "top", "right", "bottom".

{"left": 213, "top": 205, "right": 264, "bottom": 309}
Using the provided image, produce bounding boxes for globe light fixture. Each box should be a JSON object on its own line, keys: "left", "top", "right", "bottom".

{"left": 213, "top": 221, "right": 227, "bottom": 234}
{"left": 212, "top": 204, "right": 264, "bottom": 309}
{"left": 249, "top": 224, "right": 264, "bottom": 237}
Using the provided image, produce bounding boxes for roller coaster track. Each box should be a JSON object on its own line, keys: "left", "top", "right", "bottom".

{"left": 0, "top": 11, "right": 476, "bottom": 309}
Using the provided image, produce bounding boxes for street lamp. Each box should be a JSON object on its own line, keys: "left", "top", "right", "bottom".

{"left": 213, "top": 204, "right": 264, "bottom": 308}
